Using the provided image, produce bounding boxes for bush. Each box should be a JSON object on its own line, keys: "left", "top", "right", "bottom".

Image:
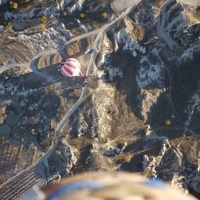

{"left": 9, "top": 1, "right": 13, "bottom": 7}
{"left": 5, "top": 24, "right": 13, "bottom": 31}
{"left": 9, "top": 1, "right": 18, "bottom": 9}
{"left": 165, "top": 119, "right": 171, "bottom": 126}
{"left": 13, "top": 2, "right": 18, "bottom": 8}
{"left": 0, "top": 136, "right": 6, "bottom": 142}
{"left": 80, "top": 13, "right": 85, "bottom": 18}
{"left": 40, "top": 16, "right": 47, "bottom": 24}
{"left": 101, "top": 12, "right": 108, "bottom": 19}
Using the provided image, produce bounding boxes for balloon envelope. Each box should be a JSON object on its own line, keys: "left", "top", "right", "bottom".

{"left": 60, "top": 58, "right": 83, "bottom": 77}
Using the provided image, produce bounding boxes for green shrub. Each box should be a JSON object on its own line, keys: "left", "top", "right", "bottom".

{"left": 40, "top": 16, "right": 47, "bottom": 24}
{"left": 5, "top": 24, "right": 13, "bottom": 31}
{"left": 9, "top": 1, "right": 18, "bottom": 9}
{"left": 0, "top": 136, "right": 6, "bottom": 142}
{"left": 101, "top": 12, "right": 108, "bottom": 19}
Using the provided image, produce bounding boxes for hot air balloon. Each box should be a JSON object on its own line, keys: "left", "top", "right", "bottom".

{"left": 57, "top": 58, "right": 83, "bottom": 77}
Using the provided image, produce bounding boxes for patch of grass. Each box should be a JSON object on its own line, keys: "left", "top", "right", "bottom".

{"left": 9, "top": 1, "right": 18, "bottom": 9}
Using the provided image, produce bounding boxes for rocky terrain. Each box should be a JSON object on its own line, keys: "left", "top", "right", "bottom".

{"left": 0, "top": 0, "right": 200, "bottom": 199}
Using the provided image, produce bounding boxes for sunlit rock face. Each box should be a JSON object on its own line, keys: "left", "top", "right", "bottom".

{"left": 0, "top": 0, "right": 200, "bottom": 199}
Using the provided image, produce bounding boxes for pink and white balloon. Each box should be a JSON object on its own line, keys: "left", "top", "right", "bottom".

{"left": 57, "top": 58, "right": 83, "bottom": 77}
